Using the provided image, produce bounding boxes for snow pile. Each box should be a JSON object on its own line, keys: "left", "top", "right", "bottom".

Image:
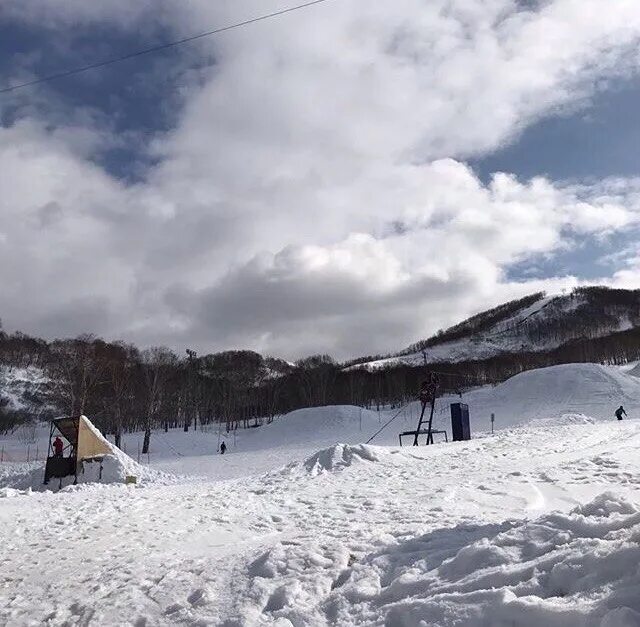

{"left": 78, "top": 454, "right": 157, "bottom": 485}
{"left": 0, "top": 453, "right": 170, "bottom": 493}
{"left": 627, "top": 362, "right": 640, "bottom": 378}
{"left": 72, "top": 416, "right": 173, "bottom": 486}
{"left": 252, "top": 406, "right": 387, "bottom": 450}
{"left": 330, "top": 492, "right": 640, "bottom": 626}
{"left": 301, "top": 443, "right": 382, "bottom": 476}
{"left": 0, "top": 485, "right": 32, "bottom": 498}
{"left": 81, "top": 415, "right": 144, "bottom": 477}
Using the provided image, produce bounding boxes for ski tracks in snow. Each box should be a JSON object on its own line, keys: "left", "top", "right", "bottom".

{"left": 2, "top": 420, "right": 640, "bottom": 625}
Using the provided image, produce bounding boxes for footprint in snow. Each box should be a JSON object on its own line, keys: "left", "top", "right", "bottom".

{"left": 187, "top": 588, "right": 208, "bottom": 607}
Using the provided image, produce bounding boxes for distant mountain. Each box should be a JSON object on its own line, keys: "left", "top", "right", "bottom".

{"left": 351, "top": 286, "right": 640, "bottom": 370}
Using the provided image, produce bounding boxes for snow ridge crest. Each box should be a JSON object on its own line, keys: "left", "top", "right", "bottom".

{"left": 302, "top": 443, "right": 382, "bottom": 476}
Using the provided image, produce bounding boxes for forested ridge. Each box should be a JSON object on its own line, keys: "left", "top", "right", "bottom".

{"left": 2, "top": 286, "right": 640, "bottom": 443}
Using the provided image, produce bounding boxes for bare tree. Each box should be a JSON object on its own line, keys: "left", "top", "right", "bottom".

{"left": 103, "top": 342, "right": 138, "bottom": 448}
{"left": 140, "top": 347, "right": 178, "bottom": 455}
{"left": 45, "top": 335, "right": 109, "bottom": 416}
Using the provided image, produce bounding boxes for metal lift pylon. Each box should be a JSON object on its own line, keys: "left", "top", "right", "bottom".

{"left": 413, "top": 375, "right": 437, "bottom": 445}
{"left": 398, "top": 372, "right": 448, "bottom": 446}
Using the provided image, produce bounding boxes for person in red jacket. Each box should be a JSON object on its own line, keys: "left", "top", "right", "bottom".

{"left": 53, "top": 436, "right": 64, "bottom": 457}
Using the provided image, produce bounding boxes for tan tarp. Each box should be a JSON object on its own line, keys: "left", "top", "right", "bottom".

{"left": 77, "top": 416, "right": 112, "bottom": 460}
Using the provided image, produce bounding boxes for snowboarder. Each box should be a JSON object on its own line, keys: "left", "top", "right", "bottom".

{"left": 615, "top": 405, "right": 627, "bottom": 421}
{"left": 53, "top": 436, "right": 64, "bottom": 457}
{"left": 220, "top": 441, "right": 227, "bottom": 455}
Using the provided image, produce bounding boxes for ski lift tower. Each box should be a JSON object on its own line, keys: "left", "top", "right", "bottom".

{"left": 398, "top": 372, "right": 448, "bottom": 446}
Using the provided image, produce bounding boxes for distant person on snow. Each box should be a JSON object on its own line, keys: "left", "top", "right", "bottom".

{"left": 220, "top": 442, "right": 227, "bottom": 455}
{"left": 615, "top": 406, "right": 627, "bottom": 421}
{"left": 53, "top": 436, "right": 64, "bottom": 457}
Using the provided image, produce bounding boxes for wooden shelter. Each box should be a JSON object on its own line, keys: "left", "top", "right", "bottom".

{"left": 43, "top": 416, "right": 112, "bottom": 486}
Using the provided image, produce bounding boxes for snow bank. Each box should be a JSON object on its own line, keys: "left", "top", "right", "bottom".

{"left": 0, "top": 453, "right": 170, "bottom": 493}
{"left": 627, "top": 362, "right": 640, "bottom": 378}
{"left": 330, "top": 491, "right": 640, "bottom": 626}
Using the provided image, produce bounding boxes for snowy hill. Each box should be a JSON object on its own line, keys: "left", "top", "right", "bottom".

{"left": 354, "top": 286, "right": 640, "bottom": 369}
{"left": 228, "top": 362, "right": 640, "bottom": 453}
{"left": 440, "top": 362, "right": 640, "bottom": 430}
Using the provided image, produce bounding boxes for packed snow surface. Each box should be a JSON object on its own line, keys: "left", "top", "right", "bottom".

{"left": 2, "top": 363, "right": 640, "bottom": 625}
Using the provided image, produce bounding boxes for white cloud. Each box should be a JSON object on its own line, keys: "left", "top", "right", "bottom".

{"left": 2, "top": 0, "right": 640, "bottom": 358}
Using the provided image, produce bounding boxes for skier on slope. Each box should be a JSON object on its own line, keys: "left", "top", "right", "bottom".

{"left": 220, "top": 441, "right": 227, "bottom": 455}
{"left": 615, "top": 405, "right": 627, "bottom": 421}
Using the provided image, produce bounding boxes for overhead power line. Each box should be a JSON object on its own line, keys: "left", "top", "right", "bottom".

{"left": 0, "top": 0, "right": 334, "bottom": 95}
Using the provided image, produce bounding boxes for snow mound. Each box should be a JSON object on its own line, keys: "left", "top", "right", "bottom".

{"left": 331, "top": 491, "right": 640, "bottom": 626}
{"left": 452, "top": 362, "right": 640, "bottom": 430}
{"left": 302, "top": 443, "right": 382, "bottom": 476}
{"left": 249, "top": 405, "right": 391, "bottom": 450}
{"left": 627, "top": 362, "right": 640, "bottom": 378}
{"left": 80, "top": 415, "right": 145, "bottom": 476}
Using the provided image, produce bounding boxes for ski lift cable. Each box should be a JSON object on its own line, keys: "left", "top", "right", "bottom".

{"left": 429, "top": 369, "right": 477, "bottom": 381}
{"left": 365, "top": 402, "right": 410, "bottom": 445}
{"left": 0, "top": 0, "right": 335, "bottom": 95}
{"left": 154, "top": 432, "right": 184, "bottom": 457}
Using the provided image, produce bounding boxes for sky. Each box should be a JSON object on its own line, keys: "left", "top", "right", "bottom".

{"left": 2, "top": 0, "right": 640, "bottom": 361}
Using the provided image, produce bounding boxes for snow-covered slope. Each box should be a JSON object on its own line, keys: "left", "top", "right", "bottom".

{"left": 355, "top": 287, "right": 640, "bottom": 369}
{"left": 241, "top": 405, "right": 387, "bottom": 449}
{"left": 237, "top": 363, "right": 640, "bottom": 452}
{"left": 0, "top": 365, "right": 49, "bottom": 412}
{"left": 2, "top": 363, "right": 640, "bottom": 624}
{"left": 440, "top": 362, "right": 640, "bottom": 430}
{"left": 627, "top": 361, "right": 640, "bottom": 377}
{"left": 2, "top": 417, "right": 640, "bottom": 626}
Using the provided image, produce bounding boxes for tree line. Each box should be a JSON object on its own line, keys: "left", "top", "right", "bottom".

{"left": 2, "top": 285, "right": 640, "bottom": 445}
